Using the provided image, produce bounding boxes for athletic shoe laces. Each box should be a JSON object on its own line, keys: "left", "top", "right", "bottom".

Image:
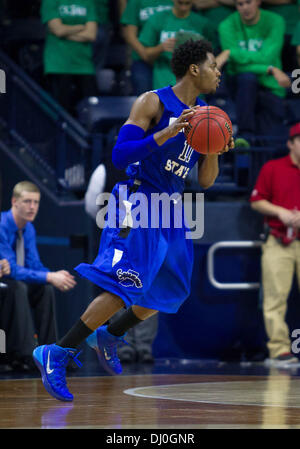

{"left": 51, "top": 348, "right": 82, "bottom": 389}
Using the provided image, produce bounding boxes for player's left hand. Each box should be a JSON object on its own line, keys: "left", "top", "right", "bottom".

{"left": 218, "top": 136, "right": 235, "bottom": 155}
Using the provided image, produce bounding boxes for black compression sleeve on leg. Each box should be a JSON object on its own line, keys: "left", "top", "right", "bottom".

{"left": 107, "top": 307, "right": 143, "bottom": 337}
{"left": 57, "top": 319, "right": 93, "bottom": 349}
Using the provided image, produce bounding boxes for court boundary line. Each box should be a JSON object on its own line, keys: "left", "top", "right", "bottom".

{"left": 124, "top": 380, "right": 300, "bottom": 409}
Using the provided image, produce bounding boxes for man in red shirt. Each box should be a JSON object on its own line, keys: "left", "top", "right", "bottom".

{"left": 250, "top": 122, "right": 300, "bottom": 367}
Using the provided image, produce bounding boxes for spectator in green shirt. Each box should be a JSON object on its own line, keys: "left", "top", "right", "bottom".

{"left": 121, "top": 0, "right": 173, "bottom": 95}
{"left": 41, "top": 0, "right": 98, "bottom": 116}
{"left": 139, "top": 0, "right": 217, "bottom": 90}
{"left": 261, "top": 0, "right": 299, "bottom": 72}
{"left": 218, "top": 0, "right": 291, "bottom": 144}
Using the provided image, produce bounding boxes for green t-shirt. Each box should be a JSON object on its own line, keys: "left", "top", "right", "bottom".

{"left": 219, "top": 10, "right": 286, "bottom": 97}
{"left": 121, "top": 0, "right": 173, "bottom": 60}
{"left": 262, "top": 2, "right": 299, "bottom": 35}
{"left": 41, "top": 0, "right": 98, "bottom": 74}
{"left": 94, "top": 0, "right": 110, "bottom": 25}
{"left": 139, "top": 9, "right": 216, "bottom": 89}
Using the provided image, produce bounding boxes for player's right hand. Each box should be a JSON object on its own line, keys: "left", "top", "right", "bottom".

{"left": 154, "top": 108, "right": 199, "bottom": 146}
{"left": 167, "top": 108, "right": 199, "bottom": 138}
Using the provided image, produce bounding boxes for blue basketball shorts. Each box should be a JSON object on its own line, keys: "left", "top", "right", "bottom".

{"left": 75, "top": 181, "right": 194, "bottom": 313}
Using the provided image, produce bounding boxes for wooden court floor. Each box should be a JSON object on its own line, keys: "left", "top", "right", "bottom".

{"left": 1, "top": 368, "right": 300, "bottom": 428}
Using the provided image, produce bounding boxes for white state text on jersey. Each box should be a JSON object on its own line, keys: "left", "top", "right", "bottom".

{"left": 164, "top": 160, "right": 190, "bottom": 178}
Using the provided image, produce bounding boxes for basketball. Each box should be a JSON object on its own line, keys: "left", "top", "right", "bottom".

{"left": 184, "top": 106, "right": 232, "bottom": 154}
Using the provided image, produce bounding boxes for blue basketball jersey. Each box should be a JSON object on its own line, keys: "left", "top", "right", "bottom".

{"left": 126, "top": 86, "right": 206, "bottom": 194}
{"left": 74, "top": 86, "right": 204, "bottom": 312}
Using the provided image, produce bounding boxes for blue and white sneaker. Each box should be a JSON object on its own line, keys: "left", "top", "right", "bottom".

{"left": 86, "top": 325, "right": 126, "bottom": 375}
{"left": 33, "top": 344, "right": 82, "bottom": 402}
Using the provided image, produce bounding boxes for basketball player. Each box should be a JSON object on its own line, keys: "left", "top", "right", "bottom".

{"left": 33, "top": 39, "right": 234, "bottom": 401}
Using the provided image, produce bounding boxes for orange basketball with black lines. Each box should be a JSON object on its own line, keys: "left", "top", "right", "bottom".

{"left": 184, "top": 106, "right": 232, "bottom": 154}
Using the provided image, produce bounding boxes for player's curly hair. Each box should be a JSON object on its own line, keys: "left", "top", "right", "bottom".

{"left": 171, "top": 39, "right": 214, "bottom": 80}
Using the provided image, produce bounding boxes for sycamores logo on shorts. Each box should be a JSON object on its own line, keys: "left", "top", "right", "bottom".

{"left": 116, "top": 269, "right": 143, "bottom": 288}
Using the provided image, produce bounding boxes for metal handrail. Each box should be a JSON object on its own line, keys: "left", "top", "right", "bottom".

{"left": 207, "top": 240, "right": 262, "bottom": 290}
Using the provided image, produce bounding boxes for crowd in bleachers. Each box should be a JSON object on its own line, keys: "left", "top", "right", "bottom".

{"left": 0, "top": 0, "right": 299, "bottom": 141}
